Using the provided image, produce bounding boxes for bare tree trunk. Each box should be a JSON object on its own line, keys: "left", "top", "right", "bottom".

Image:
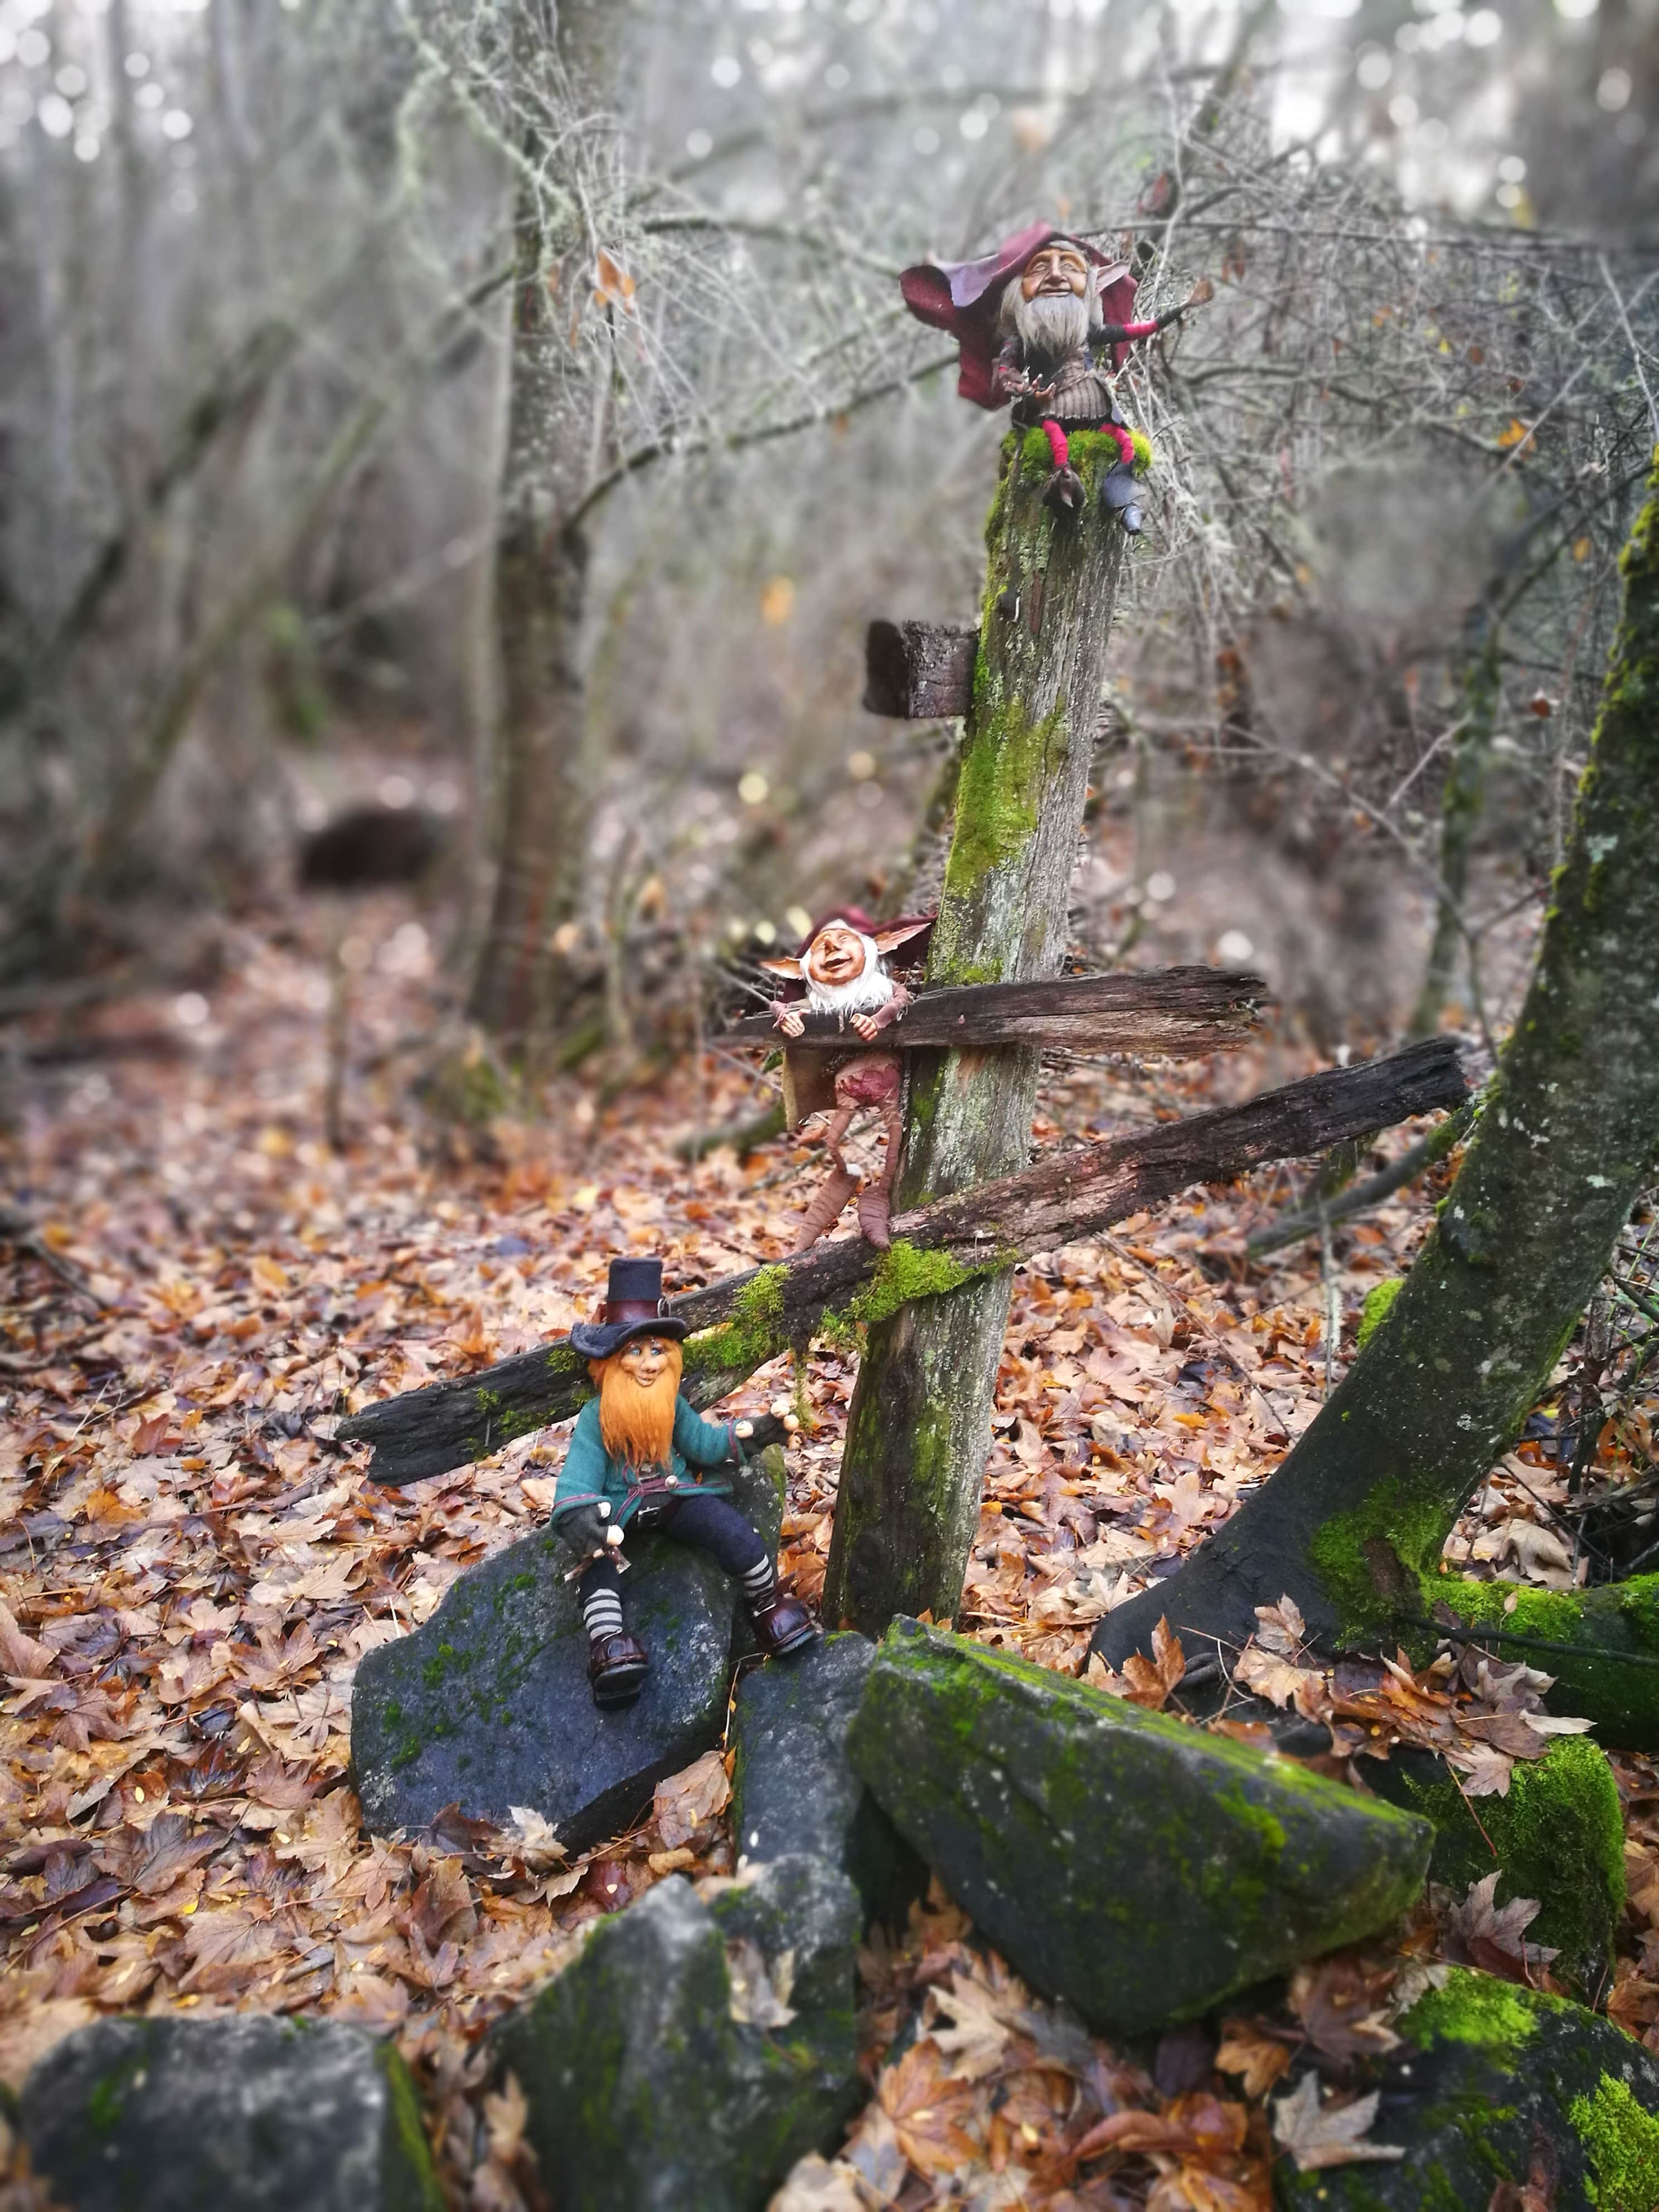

{"left": 821, "top": 432, "right": 1127, "bottom": 1633}
{"left": 1410, "top": 623, "right": 1501, "bottom": 1038}
{"left": 1094, "top": 457, "right": 1659, "bottom": 1687}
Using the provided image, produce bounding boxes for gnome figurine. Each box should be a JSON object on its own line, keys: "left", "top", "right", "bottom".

{"left": 760, "top": 908, "right": 933, "bottom": 1254}
{"left": 900, "top": 221, "right": 1200, "bottom": 530}
{"left": 551, "top": 1258, "right": 814, "bottom": 1707}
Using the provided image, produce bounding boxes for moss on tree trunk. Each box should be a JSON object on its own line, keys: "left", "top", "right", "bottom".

{"left": 823, "top": 431, "right": 1126, "bottom": 1632}
{"left": 1095, "top": 455, "right": 1659, "bottom": 1719}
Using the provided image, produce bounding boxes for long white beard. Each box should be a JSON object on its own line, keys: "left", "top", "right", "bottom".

{"left": 804, "top": 939, "right": 894, "bottom": 1019}
{"left": 1013, "top": 288, "right": 1090, "bottom": 357}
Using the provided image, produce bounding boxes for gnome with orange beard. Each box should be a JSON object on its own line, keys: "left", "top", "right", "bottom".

{"left": 551, "top": 1258, "right": 814, "bottom": 1706}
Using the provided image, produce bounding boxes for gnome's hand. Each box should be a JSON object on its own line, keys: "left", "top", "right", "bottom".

{"left": 773, "top": 1003, "right": 805, "bottom": 1037}
{"left": 733, "top": 1408, "right": 795, "bottom": 1456}
{"left": 557, "top": 1501, "right": 622, "bottom": 1564}
{"left": 851, "top": 1012, "right": 882, "bottom": 1042}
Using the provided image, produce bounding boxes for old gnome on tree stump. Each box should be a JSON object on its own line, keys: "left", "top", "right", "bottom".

{"left": 900, "top": 220, "right": 1199, "bottom": 528}
{"left": 761, "top": 907, "right": 933, "bottom": 1253}
{"left": 550, "top": 1258, "right": 811, "bottom": 1705}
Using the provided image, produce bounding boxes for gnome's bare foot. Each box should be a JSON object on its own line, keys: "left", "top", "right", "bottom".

{"left": 788, "top": 1165, "right": 860, "bottom": 1256}
{"left": 1042, "top": 465, "right": 1085, "bottom": 514}
{"left": 856, "top": 1183, "right": 892, "bottom": 1250}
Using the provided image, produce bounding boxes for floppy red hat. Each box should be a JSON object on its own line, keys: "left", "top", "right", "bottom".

{"left": 899, "top": 221, "right": 1141, "bottom": 408}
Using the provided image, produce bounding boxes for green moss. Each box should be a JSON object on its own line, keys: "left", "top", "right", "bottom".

{"left": 376, "top": 2040, "right": 447, "bottom": 2211}
{"left": 1016, "top": 424, "right": 1153, "bottom": 486}
{"left": 1570, "top": 2074, "right": 1659, "bottom": 2210}
{"left": 86, "top": 2041, "right": 152, "bottom": 2133}
{"left": 1435, "top": 1575, "right": 1659, "bottom": 1750}
{"left": 683, "top": 1264, "right": 789, "bottom": 1380}
{"left": 1401, "top": 1966, "right": 1543, "bottom": 2060}
{"left": 941, "top": 693, "right": 1064, "bottom": 911}
{"left": 1307, "top": 1478, "right": 1452, "bottom": 1639}
{"left": 1356, "top": 1275, "right": 1404, "bottom": 1350}
{"left": 846, "top": 1239, "right": 1003, "bottom": 1328}
{"left": 1385, "top": 1737, "right": 1622, "bottom": 1991}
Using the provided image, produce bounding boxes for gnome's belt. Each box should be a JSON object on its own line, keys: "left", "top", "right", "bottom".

{"left": 624, "top": 1473, "right": 700, "bottom": 1528}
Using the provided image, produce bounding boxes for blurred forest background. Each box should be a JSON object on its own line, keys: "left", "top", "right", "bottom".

{"left": 2, "top": 0, "right": 1657, "bottom": 1113}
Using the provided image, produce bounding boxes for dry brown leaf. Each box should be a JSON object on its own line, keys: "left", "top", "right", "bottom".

{"left": 1122, "top": 1616, "right": 1186, "bottom": 1710}
{"left": 1287, "top": 1958, "right": 1400, "bottom": 2064}
{"left": 1214, "top": 2020, "right": 1292, "bottom": 2099}
{"left": 875, "top": 2039, "right": 980, "bottom": 2176}
{"left": 655, "top": 1749, "right": 731, "bottom": 1851}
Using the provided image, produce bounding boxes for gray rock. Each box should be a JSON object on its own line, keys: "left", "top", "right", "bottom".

{"left": 731, "top": 1631, "right": 925, "bottom": 1931}
{"left": 1276, "top": 1965, "right": 1659, "bottom": 2209}
{"left": 494, "top": 1854, "right": 862, "bottom": 2212}
{"left": 351, "top": 1449, "right": 783, "bottom": 1851}
{"left": 22, "top": 2014, "right": 442, "bottom": 2212}
{"left": 846, "top": 1619, "right": 1433, "bottom": 2036}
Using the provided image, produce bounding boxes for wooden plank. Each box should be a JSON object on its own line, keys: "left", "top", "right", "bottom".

{"left": 338, "top": 1039, "right": 1465, "bottom": 1485}
{"left": 862, "top": 619, "right": 977, "bottom": 719}
{"left": 722, "top": 966, "right": 1267, "bottom": 1056}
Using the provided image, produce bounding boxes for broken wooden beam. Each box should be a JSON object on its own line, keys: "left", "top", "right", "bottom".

{"left": 337, "top": 1039, "right": 1466, "bottom": 1487}
{"left": 862, "top": 619, "right": 977, "bottom": 719}
{"left": 721, "top": 966, "right": 1267, "bottom": 1059}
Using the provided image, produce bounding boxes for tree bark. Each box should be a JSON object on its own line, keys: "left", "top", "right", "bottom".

{"left": 1410, "top": 623, "right": 1501, "bottom": 1039}
{"left": 1095, "top": 457, "right": 1659, "bottom": 1681}
{"left": 339, "top": 1040, "right": 1464, "bottom": 1486}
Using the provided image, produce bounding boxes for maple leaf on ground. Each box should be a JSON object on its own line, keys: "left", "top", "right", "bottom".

{"left": 1448, "top": 1742, "right": 1516, "bottom": 1798}
{"left": 876, "top": 2039, "right": 981, "bottom": 2176}
{"left": 924, "top": 1965, "right": 1021, "bottom": 2080}
{"left": 1253, "top": 1597, "right": 1307, "bottom": 1659}
{"left": 1270, "top": 2075, "right": 1404, "bottom": 2172}
{"left": 411, "top": 1855, "right": 478, "bottom": 1948}
{"left": 766, "top": 2151, "right": 871, "bottom": 2211}
{"left": 1287, "top": 1957, "right": 1401, "bottom": 2064}
{"left": 1214, "top": 2020, "right": 1293, "bottom": 2099}
{"left": 505, "top": 1804, "right": 567, "bottom": 1872}
{"left": 1121, "top": 1616, "right": 1186, "bottom": 1710}
{"left": 1442, "top": 1871, "right": 1556, "bottom": 1982}
{"left": 97, "top": 1812, "right": 221, "bottom": 1897}
{"left": 483, "top": 2072, "right": 529, "bottom": 2164}
{"left": 654, "top": 1749, "right": 731, "bottom": 1850}
{"left": 0, "top": 1602, "right": 54, "bottom": 1681}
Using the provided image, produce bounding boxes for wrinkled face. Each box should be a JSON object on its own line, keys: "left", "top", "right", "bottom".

{"left": 1021, "top": 244, "right": 1090, "bottom": 303}
{"left": 617, "top": 1335, "right": 674, "bottom": 1388}
{"left": 806, "top": 925, "right": 871, "bottom": 989}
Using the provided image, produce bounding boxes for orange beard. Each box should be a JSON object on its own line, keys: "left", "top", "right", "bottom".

{"left": 591, "top": 1343, "right": 682, "bottom": 1470}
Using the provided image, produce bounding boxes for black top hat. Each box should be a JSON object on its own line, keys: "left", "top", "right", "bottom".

{"left": 569, "top": 1256, "right": 689, "bottom": 1360}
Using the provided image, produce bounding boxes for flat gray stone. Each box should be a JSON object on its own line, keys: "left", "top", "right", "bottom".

{"left": 495, "top": 1855, "right": 862, "bottom": 2212}
{"left": 847, "top": 1619, "right": 1433, "bottom": 2036}
{"left": 23, "top": 2015, "right": 442, "bottom": 2212}
{"left": 731, "top": 1631, "right": 925, "bottom": 1930}
{"left": 351, "top": 1449, "right": 783, "bottom": 1852}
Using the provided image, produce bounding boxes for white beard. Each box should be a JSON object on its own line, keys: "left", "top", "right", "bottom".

{"left": 1012, "top": 287, "right": 1090, "bottom": 357}
{"left": 804, "top": 937, "right": 894, "bottom": 1019}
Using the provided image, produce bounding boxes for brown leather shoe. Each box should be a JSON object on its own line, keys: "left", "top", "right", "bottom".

{"left": 748, "top": 1594, "right": 819, "bottom": 1659}
{"left": 588, "top": 1631, "right": 649, "bottom": 1706}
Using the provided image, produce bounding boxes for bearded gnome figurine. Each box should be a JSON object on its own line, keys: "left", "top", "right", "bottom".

{"left": 760, "top": 906, "right": 933, "bottom": 1254}
{"left": 552, "top": 1258, "right": 815, "bottom": 1706}
{"left": 900, "top": 221, "right": 1199, "bottom": 530}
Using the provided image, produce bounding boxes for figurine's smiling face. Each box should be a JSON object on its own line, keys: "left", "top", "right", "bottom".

{"left": 617, "top": 1334, "right": 674, "bottom": 1388}
{"left": 806, "top": 924, "right": 871, "bottom": 990}
{"left": 1021, "top": 244, "right": 1090, "bottom": 303}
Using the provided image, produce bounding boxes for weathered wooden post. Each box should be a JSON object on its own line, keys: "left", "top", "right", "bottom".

{"left": 821, "top": 428, "right": 1128, "bottom": 1632}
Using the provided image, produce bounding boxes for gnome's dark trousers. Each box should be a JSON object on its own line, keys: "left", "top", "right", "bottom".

{"left": 578, "top": 1493, "right": 774, "bottom": 1643}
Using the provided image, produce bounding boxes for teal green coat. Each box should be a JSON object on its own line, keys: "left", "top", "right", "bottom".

{"left": 550, "top": 1395, "right": 738, "bottom": 1530}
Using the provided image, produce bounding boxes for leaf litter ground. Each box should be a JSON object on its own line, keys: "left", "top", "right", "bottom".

{"left": 2, "top": 900, "right": 1656, "bottom": 2209}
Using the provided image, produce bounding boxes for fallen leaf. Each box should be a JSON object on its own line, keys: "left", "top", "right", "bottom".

{"left": 1214, "top": 2020, "right": 1292, "bottom": 2099}
{"left": 1122, "top": 1616, "right": 1186, "bottom": 1711}
{"left": 1270, "top": 2075, "right": 1404, "bottom": 2172}
{"left": 654, "top": 1749, "right": 731, "bottom": 1850}
{"left": 875, "top": 2039, "right": 980, "bottom": 2176}
{"left": 727, "top": 1936, "right": 796, "bottom": 2028}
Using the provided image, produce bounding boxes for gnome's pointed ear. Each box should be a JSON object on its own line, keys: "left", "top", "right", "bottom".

{"left": 758, "top": 955, "right": 804, "bottom": 978}
{"left": 872, "top": 920, "right": 932, "bottom": 955}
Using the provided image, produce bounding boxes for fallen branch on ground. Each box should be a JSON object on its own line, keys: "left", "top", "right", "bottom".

{"left": 338, "top": 1038, "right": 1466, "bottom": 1486}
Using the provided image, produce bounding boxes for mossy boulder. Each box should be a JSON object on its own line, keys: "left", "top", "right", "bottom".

{"left": 22, "top": 2015, "right": 442, "bottom": 2212}
{"left": 846, "top": 1621, "right": 1432, "bottom": 2034}
{"left": 1367, "top": 1734, "right": 1624, "bottom": 2000}
{"left": 351, "top": 1450, "right": 784, "bottom": 1850}
{"left": 494, "top": 1855, "right": 863, "bottom": 2212}
{"left": 1435, "top": 1574, "right": 1659, "bottom": 1751}
{"left": 1277, "top": 1966, "right": 1659, "bottom": 2210}
{"left": 731, "top": 1631, "right": 926, "bottom": 1932}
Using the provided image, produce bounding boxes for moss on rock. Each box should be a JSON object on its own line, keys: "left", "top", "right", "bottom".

{"left": 1435, "top": 1574, "right": 1659, "bottom": 1750}
{"left": 1356, "top": 1276, "right": 1405, "bottom": 1350}
{"left": 1570, "top": 2073, "right": 1659, "bottom": 2210}
{"left": 847, "top": 1620, "right": 1430, "bottom": 2035}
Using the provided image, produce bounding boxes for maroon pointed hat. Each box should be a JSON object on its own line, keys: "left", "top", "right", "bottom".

{"left": 900, "top": 221, "right": 1140, "bottom": 408}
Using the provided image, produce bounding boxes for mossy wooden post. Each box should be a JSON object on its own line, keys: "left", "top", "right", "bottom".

{"left": 822, "top": 429, "right": 1128, "bottom": 1633}
{"left": 1095, "top": 455, "right": 1659, "bottom": 1726}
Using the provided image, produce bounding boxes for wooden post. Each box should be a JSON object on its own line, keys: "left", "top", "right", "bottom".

{"left": 822, "top": 430, "right": 1129, "bottom": 1634}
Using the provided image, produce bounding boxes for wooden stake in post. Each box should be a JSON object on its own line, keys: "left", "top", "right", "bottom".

{"left": 821, "top": 429, "right": 1130, "bottom": 1634}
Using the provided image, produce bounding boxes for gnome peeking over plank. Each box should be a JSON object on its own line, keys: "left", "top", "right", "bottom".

{"left": 551, "top": 1257, "right": 813, "bottom": 1707}
{"left": 760, "top": 906, "right": 933, "bottom": 1255}
{"left": 900, "top": 221, "right": 1202, "bottom": 530}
